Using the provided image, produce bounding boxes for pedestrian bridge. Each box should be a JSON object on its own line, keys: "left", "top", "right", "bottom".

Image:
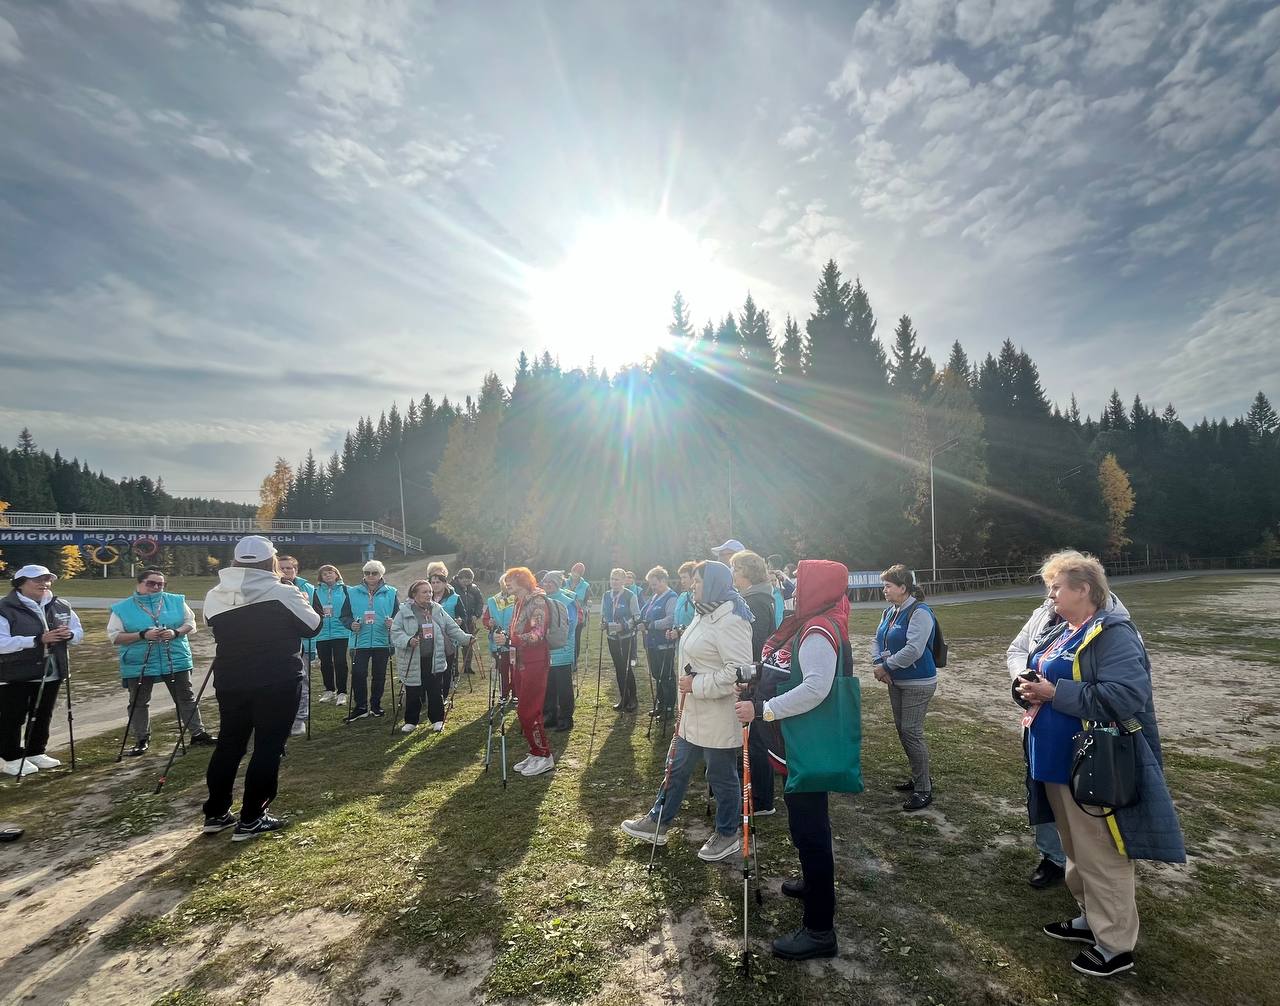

{"left": 0, "top": 512, "right": 422, "bottom": 557}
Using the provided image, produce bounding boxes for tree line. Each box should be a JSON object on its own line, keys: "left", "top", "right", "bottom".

{"left": 277, "top": 259, "right": 1279, "bottom": 576}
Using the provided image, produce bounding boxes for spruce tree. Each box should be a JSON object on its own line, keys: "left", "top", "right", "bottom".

{"left": 1246, "top": 391, "right": 1278, "bottom": 441}
{"left": 888, "top": 314, "right": 926, "bottom": 395}
{"left": 777, "top": 314, "right": 806, "bottom": 376}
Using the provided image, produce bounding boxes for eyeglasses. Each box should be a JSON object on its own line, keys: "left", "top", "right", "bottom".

{"left": 143, "top": 580, "right": 165, "bottom": 587}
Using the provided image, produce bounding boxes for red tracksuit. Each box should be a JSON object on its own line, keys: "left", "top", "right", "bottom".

{"left": 511, "top": 594, "right": 551, "bottom": 758}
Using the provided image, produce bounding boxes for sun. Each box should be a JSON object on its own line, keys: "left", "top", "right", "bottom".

{"left": 526, "top": 214, "right": 745, "bottom": 374}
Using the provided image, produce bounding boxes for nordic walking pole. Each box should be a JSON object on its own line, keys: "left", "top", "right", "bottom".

{"left": 305, "top": 645, "right": 313, "bottom": 740}
{"left": 15, "top": 664, "right": 53, "bottom": 785}
{"left": 155, "top": 660, "right": 214, "bottom": 795}
{"left": 162, "top": 640, "right": 186, "bottom": 756}
{"left": 648, "top": 672, "right": 689, "bottom": 874}
{"left": 585, "top": 619, "right": 606, "bottom": 765}
{"left": 739, "top": 721, "right": 757, "bottom": 977}
{"left": 64, "top": 662, "right": 76, "bottom": 771}
{"left": 116, "top": 640, "right": 155, "bottom": 762}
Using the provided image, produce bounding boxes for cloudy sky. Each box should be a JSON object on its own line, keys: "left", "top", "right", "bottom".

{"left": 1, "top": 0, "right": 1276, "bottom": 502}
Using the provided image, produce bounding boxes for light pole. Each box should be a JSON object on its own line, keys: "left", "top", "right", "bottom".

{"left": 929, "top": 438, "right": 960, "bottom": 582}
{"left": 394, "top": 453, "right": 408, "bottom": 555}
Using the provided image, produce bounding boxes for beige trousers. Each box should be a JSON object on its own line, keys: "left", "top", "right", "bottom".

{"left": 1045, "top": 782, "right": 1139, "bottom": 954}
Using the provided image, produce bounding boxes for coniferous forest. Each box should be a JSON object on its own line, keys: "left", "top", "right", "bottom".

{"left": 276, "top": 260, "right": 1280, "bottom": 575}
{"left": 3, "top": 260, "right": 1278, "bottom": 577}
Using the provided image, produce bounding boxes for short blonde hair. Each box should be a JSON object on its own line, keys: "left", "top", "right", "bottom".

{"left": 362, "top": 560, "right": 386, "bottom": 576}
{"left": 730, "top": 550, "right": 768, "bottom": 586}
{"left": 610, "top": 567, "right": 626, "bottom": 579}
{"left": 645, "top": 565, "right": 669, "bottom": 582}
{"left": 426, "top": 561, "right": 449, "bottom": 580}
{"left": 677, "top": 560, "right": 697, "bottom": 577}
{"left": 1039, "top": 550, "right": 1109, "bottom": 608}
{"left": 317, "top": 564, "right": 342, "bottom": 582}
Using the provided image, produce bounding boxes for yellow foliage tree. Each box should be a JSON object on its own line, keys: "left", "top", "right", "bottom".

{"left": 59, "top": 544, "right": 86, "bottom": 580}
{"left": 0, "top": 499, "right": 8, "bottom": 573}
{"left": 1098, "top": 453, "right": 1136, "bottom": 558}
{"left": 257, "top": 458, "right": 293, "bottom": 527}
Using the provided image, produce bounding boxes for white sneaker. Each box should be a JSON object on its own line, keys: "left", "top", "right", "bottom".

{"left": 290, "top": 721, "right": 307, "bottom": 736}
{"left": 318, "top": 691, "right": 335, "bottom": 704}
{"left": 519, "top": 754, "right": 555, "bottom": 777}
{"left": 512, "top": 754, "right": 533, "bottom": 772}
{"left": 401, "top": 723, "right": 418, "bottom": 733}
{"left": 1, "top": 759, "right": 37, "bottom": 777}
{"left": 28, "top": 754, "right": 61, "bottom": 769}
{"left": 432, "top": 721, "right": 445, "bottom": 733}
{"left": 334, "top": 693, "right": 347, "bottom": 705}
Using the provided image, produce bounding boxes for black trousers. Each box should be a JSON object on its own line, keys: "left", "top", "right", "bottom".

{"left": 317, "top": 638, "right": 349, "bottom": 693}
{"left": 203, "top": 679, "right": 300, "bottom": 823}
{"left": 542, "top": 663, "right": 575, "bottom": 726}
{"left": 742, "top": 720, "right": 775, "bottom": 812}
{"left": 573, "top": 620, "right": 585, "bottom": 666}
{"left": 404, "top": 670, "right": 448, "bottom": 726}
{"left": 351, "top": 648, "right": 389, "bottom": 711}
{"left": 785, "top": 790, "right": 835, "bottom": 932}
{"left": 0, "top": 678, "right": 62, "bottom": 760}
{"left": 646, "top": 646, "right": 676, "bottom": 714}
{"left": 608, "top": 636, "right": 637, "bottom": 709}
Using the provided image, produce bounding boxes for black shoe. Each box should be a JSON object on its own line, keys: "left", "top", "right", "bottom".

{"left": 202, "top": 812, "right": 236, "bottom": 834}
{"left": 543, "top": 717, "right": 556, "bottom": 729}
{"left": 464, "top": 668, "right": 474, "bottom": 675}
{"left": 1071, "top": 946, "right": 1134, "bottom": 977}
{"left": 893, "top": 779, "right": 915, "bottom": 792}
{"left": 126, "top": 739, "right": 150, "bottom": 757}
{"left": 553, "top": 720, "right": 573, "bottom": 733}
{"left": 771, "top": 927, "right": 837, "bottom": 961}
{"left": 612, "top": 701, "right": 625, "bottom": 711}
{"left": 781, "top": 876, "right": 806, "bottom": 899}
{"left": 1028, "top": 857, "right": 1066, "bottom": 889}
{"left": 344, "top": 708, "right": 369, "bottom": 724}
{"left": 232, "top": 814, "right": 287, "bottom": 842}
{"left": 189, "top": 732, "right": 217, "bottom": 747}
{"left": 902, "top": 792, "right": 933, "bottom": 811}
{"left": 624, "top": 701, "right": 639, "bottom": 713}
{"left": 1043, "top": 919, "right": 1095, "bottom": 944}
{"left": 370, "top": 707, "right": 385, "bottom": 718}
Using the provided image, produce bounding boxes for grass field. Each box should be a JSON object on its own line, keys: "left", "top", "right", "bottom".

{"left": 57, "top": 562, "right": 396, "bottom": 600}
{"left": 1, "top": 574, "right": 1276, "bottom": 1005}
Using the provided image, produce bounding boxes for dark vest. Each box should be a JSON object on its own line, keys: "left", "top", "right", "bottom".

{"left": 0, "top": 590, "right": 72, "bottom": 682}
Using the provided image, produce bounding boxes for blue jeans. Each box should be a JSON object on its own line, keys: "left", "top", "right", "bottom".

{"left": 649, "top": 736, "right": 741, "bottom": 836}
{"left": 1036, "top": 820, "right": 1066, "bottom": 867}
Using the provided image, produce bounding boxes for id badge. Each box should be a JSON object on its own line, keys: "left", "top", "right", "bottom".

{"left": 323, "top": 605, "right": 333, "bottom": 617}
{"left": 364, "top": 611, "right": 376, "bottom": 625}
{"left": 420, "top": 623, "right": 434, "bottom": 642}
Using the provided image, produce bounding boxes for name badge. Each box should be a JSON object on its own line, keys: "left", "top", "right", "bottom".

{"left": 420, "top": 624, "right": 434, "bottom": 641}
{"left": 364, "top": 611, "right": 376, "bottom": 624}
{"left": 323, "top": 605, "right": 333, "bottom": 617}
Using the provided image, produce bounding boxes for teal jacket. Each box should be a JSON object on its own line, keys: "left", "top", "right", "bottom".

{"left": 348, "top": 581, "right": 400, "bottom": 649}
{"left": 312, "top": 581, "right": 355, "bottom": 642}
{"left": 772, "top": 587, "right": 785, "bottom": 629}
{"left": 674, "top": 591, "right": 695, "bottom": 629}
{"left": 285, "top": 577, "right": 316, "bottom": 655}
{"left": 111, "top": 592, "right": 194, "bottom": 679}
{"left": 484, "top": 594, "right": 514, "bottom": 653}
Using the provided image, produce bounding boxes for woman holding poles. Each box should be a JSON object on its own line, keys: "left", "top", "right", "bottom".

{"left": 483, "top": 576, "right": 515, "bottom": 699}
{"left": 391, "top": 580, "right": 473, "bottom": 733}
{"left": 640, "top": 566, "right": 679, "bottom": 727}
{"left": 0, "top": 565, "right": 84, "bottom": 778}
{"left": 345, "top": 560, "right": 399, "bottom": 723}
{"left": 108, "top": 567, "right": 214, "bottom": 757}
{"left": 311, "top": 565, "right": 353, "bottom": 706}
{"left": 425, "top": 562, "right": 465, "bottom": 694}
{"left": 492, "top": 567, "right": 555, "bottom": 777}
{"left": 602, "top": 568, "right": 641, "bottom": 713}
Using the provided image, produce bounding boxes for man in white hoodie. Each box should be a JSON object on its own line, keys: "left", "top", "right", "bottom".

{"left": 200, "top": 536, "right": 321, "bottom": 841}
{"left": 1006, "top": 589, "right": 1132, "bottom": 888}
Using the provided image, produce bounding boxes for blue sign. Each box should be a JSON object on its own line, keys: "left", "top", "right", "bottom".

{"left": 848, "top": 570, "right": 883, "bottom": 589}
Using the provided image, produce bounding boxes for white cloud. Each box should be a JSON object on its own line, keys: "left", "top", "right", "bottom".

{"left": 0, "top": 14, "right": 21, "bottom": 65}
{"left": 78, "top": 0, "right": 182, "bottom": 22}
{"left": 955, "top": 0, "right": 1052, "bottom": 49}
{"left": 757, "top": 206, "right": 789, "bottom": 233}
{"left": 778, "top": 123, "right": 818, "bottom": 150}
{"left": 187, "top": 134, "right": 253, "bottom": 164}
{"left": 1081, "top": 0, "right": 1165, "bottom": 72}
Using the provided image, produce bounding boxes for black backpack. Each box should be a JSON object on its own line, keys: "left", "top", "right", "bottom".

{"left": 928, "top": 606, "right": 948, "bottom": 668}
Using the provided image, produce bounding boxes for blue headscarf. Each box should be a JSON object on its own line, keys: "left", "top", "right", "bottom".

{"left": 696, "top": 560, "right": 754, "bottom": 623}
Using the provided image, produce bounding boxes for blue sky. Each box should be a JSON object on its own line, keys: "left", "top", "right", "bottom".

{"left": 1, "top": 0, "right": 1277, "bottom": 501}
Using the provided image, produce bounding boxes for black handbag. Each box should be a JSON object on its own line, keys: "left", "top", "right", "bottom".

{"left": 1069, "top": 663, "right": 1141, "bottom": 817}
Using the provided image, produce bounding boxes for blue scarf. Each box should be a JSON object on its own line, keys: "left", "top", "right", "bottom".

{"left": 696, "top": 561, "right": 754, "bottom": 623}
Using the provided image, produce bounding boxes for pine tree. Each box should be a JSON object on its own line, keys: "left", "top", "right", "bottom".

{"left": 1246, "top": 391, "right": 1278, "bottom": 441}
{"left": 17, "top": 428, "right": 36, "bottom": 457}
{"left": 1101, "top": 389, "right": 1130, "bottom": 431}
{"left": 515, "top": 351, "right": 531, "bottom": 383}
{"left": 668, "top": 292, "right": 694, "bottom": 341}
{"left": 777, "top": 314, "right": 806, "bottom": 375}
{"left": 888, "top": 314, "right": 926, "bottom": 395}
{"left": 945, "top": 341, "right": 970, "bottom": 383}
{"left": 737, "top": 293, "right": 774, "bottom": 370}
{"left": 478, "top": 372, "right": 508, "bottom": 413}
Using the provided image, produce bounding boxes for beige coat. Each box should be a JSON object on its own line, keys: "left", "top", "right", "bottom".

{"left": 676, "top": 600, "right": 754, "bottom": 750}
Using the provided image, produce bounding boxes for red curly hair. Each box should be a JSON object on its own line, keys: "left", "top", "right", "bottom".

{"left": 503, "top": 566, "right": 537, "bottom": 594}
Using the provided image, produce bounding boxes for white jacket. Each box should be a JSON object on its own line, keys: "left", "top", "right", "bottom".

{"left": 675, "top": 600, "right": 753, "bottom": 750}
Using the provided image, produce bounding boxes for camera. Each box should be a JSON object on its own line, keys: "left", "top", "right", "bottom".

{"left": 732, "top": 662, "right": 763, "bottom": 686}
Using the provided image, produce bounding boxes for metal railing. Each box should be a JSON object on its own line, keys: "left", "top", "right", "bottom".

{"left": 0, "top": 512, "right": 422, "bottom": 551}
{"left": 914, "top": 556, "right": 1277, "bottom": 596}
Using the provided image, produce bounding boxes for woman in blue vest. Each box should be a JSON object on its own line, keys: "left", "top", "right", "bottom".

{"left": 872, "top": 564, "right": 937, "bottom": 811}
{"left": 483, "top": 576, "right": 515, "bottom": 698}
{"left": 640, "top": 566, "right": 679, "bottom": 718}
{"left": 107, "top": 567, "right": 215, "bottom": 757}
{"left": 345, "top": 560, "right": 399, "bottom": 722}
{"left": 670, "top": 561, "right": 696, "bottom": 635}
{"left": 602, "top": 568, "right": 641, "bottom": 713}
{"left": 311, "top": 565, "right": 353, "bottom": 706}
{"left": 0, "top": 565, "right": 84, "bottom": 777}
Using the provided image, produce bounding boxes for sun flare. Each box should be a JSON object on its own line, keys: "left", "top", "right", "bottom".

{"left": 527, "top": 215, "right": 746, "bottom": 374}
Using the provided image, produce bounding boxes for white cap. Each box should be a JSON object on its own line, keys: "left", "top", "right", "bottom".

{"left": 711, "top": 539, "right": 746, "bottom": 556}
{"left": 233, "top": 535, "right": 277, "bottom": 562}
{"left": 13, "top": 564, "right": 56, "bottom": 581}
